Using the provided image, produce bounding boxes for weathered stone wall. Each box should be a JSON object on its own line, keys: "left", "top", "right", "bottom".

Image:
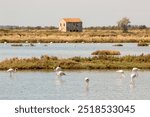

{"left": 59, "top": 19, "right": 82, "bottom": 32}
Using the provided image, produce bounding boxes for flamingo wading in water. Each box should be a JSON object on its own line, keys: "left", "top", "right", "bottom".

{"left": 54, "top": 66, "right": 66, "bottom": 77}
{"left": 130, "top": 67, "right": 140, "bottom": 83}
{"left": 116, "top": 70, "right": 125, "bottom": 78}
{"left": 7, "top": 68, "right": 17, "bottom": 76}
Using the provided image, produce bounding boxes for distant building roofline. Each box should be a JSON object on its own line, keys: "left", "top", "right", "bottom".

{"left": 62, "top": 18, "right": 82, "bottom": 22}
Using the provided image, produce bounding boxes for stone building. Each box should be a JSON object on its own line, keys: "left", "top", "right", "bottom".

{"left": 59, "top": 18, "right": 82, "bottom": 32}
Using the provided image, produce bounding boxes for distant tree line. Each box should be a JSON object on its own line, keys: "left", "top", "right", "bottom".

{"left": 85, "top": 25, "right": 147, "bottom": 30}
{"left": 0, "top": 25, "right": 58, "bottom": 30}
{"left": 86, "top": 17, "right": 148, "bottom": 32}
{"left": 0, "top": 25, "right": 148, "bottom": 30}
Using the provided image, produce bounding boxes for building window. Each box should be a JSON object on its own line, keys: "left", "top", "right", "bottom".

{"left": 63, "top": 23, "right": 65, "bottom": 26}
{"left": 60, "top": 23, "right": 62, "bottom": 26}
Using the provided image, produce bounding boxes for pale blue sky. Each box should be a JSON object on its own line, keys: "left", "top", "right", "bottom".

{"left": 0, "top": 0, "right": 149, "bottom": 27}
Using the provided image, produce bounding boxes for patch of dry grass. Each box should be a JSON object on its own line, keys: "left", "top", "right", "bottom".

{"left": 91, "top": 50, "right": 121, "bottom": 55}
{"left": 0, "top": 28, "right": 150, "bottom": 43}
{"left": 0, "top": 54, "right": 150, "bottom": 70}
{"left": 11, "top": 44, "right": 23, "bottom": 46}
{"left": 112, "top": 44, "right": 123, "bottom": 46}
{"left": 137, "top": 42, "right": 149, "bottom": 46}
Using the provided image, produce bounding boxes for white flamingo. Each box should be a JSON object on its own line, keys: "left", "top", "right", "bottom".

{"left": 130, "top": 67, "right": 140, "bottom": 84}
{"left": 116, "top": 70, "right": 125, "bottom": 78}
{"left": 84, "top": 77, "right": 90, "bottom": 92}
{"left": 7, "top": 68, "right": 17, "bottom": 76}
{"left": 85, "top": 77, "right": 90, "bottom": 87}
{"left": 85, "top": 77, "right": 90, "bottom": 83}
{"left": 54, "top": 66, "right": 66, "bottom": 77}
{"left": 56, "top": 71, "right": 66, "bottom": 77}
{"left": 54, "top": 66, "right": 62, "bottom": 72}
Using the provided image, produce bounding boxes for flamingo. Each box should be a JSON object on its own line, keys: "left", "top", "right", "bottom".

{"left": 85, "top": 77, "right": 90, "bottom": 87}
{"left": 54, "top": 66, "right": 62, "bottom": 72}
{"left": 7, "top": 68, "right": 17, "bottom": 76}
{"left": 56, "top": 71, "right": 66, "bottom": 77}
{"left": 84, "top": 77, "right": 90, "bottom": 91}
{"left": 116, "top": 70, "right": 125, "bottom": 78}
{"left": 130, "top": 67, "right": 140, "bottom": 84}
{"left": 54, "top": 66, "right": 65, "bottom": 77}
{"left": 85, "top": 77, "right": 90, "bottom": 83}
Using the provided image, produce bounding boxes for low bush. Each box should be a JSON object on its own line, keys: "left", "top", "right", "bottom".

{"left": 91, "top": 50, "right": 121, "bottom": 55}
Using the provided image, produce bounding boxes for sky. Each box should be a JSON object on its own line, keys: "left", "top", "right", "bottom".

{"left": 0, "top": 0, "right": 150, "bottom": 27}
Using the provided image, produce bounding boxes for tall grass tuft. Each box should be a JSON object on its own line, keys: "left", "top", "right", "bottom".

{"left": 137, "top": 42, "right": 149, "bottom": 46}
{"left": 91, "top": 50, "right": 121, "bottom": 55}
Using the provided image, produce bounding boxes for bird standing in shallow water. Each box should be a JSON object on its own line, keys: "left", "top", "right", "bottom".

{"left": 54, "top": 66, "right": 66, "bottom": 78}
{"left": 56, "top": 71, "right": 66, "bottom": 77}
{"left": 84, "top": 77, "right": 90, "bottom": 89}
{"left": 116, "top": 70, "right": 125, "bottom": 78}
{"left": 54, "top": 66, "right": 62, "bottom": 72}
{"left": 7, "top": 68, "right": 17, "bottom": 77}
{"left": 130, "top": 67, "right": 140, "bottom": 85}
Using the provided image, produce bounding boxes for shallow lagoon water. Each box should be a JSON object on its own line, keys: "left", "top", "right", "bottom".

{"left": 0, "top": 43, "right": 150, "bottom": 60}
{"left": 0, "top": 70, "right": 149, "bottom": 100}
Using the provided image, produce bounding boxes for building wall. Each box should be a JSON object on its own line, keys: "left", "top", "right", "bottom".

{"left": 59, "top": 20, "right": 67, "bottom": 32}
{"left": 66, "top": 22, "right": 82, "bottom": 32}
{"left": 59, "top": 19, "right": 82, "bottom": 32}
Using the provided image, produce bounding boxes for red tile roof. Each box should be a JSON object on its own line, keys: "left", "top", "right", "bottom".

{"left": 63, "top": 18, "right": 82, "bottom": 22}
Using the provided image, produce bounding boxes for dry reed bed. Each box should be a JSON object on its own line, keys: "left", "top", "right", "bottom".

{"left": 91, "top": 50, "right": 121, "bottom": 55}
{"left": 0, "top": 29, "right": 150, "bottom": 43}
{"left": 0, "top": 55, "right": 150, "bottom": 70}
{"left": 137, "top": 42, "right": 149, "bottom": 46}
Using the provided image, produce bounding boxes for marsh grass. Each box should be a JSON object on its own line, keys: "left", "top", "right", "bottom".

{"left": 11, "top": 44, "right": 23, "bottom": 46}
{"left": 112, "top": 44, "right": 123, "bottom": 46}
{"left": 0, "top": 28, "right": 150, "bottom": 43}
{"left": 137, "top": 42, "right": 149, "bottom": 46}
{"left": 91, "top": 50, "right": 121, "bottom": 55}
{"left": 0, "top": 54, "right": 150, "bottom": 70}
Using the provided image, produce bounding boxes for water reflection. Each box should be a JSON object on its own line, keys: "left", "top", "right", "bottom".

{"left": 54, "top": 76, "right": 65, "bottom": 86}
{"left": 84, "top": 79, "right": 90, "bottom": 96}
{"left": 130, "top": 82, "right": 136, "bottom": 89}
{"left": 9, "top": 75, "right": 16, "bottom": 80}
{"left": 116, "top": 78, "right": 124, "bottom": 87}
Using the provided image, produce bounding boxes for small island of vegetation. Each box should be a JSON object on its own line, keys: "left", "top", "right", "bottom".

{"left": 91, "top": 50, "right": 121, "bottom": 55}
{"left": 0, "top": 54, "right": 150, "bottom": 70}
